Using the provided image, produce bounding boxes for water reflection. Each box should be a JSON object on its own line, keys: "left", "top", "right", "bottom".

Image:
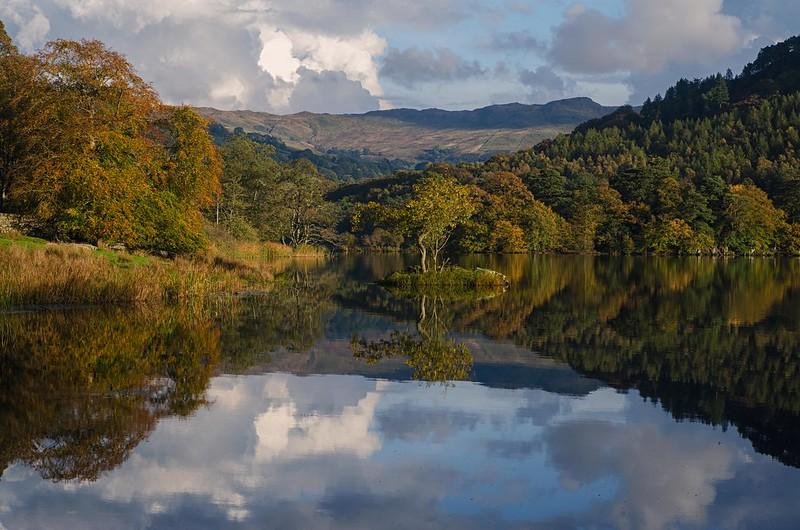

{"left": 2, "top": 373, "right": 799, "bottom": 529}
{"left": 0, "top": 308, "right": 218, "bottom": 482}
{"left": 1, "top": 256, "right": 800, "bottom": 529}
{"left": 353, "top": 295, "right": 473, "bottom": 384}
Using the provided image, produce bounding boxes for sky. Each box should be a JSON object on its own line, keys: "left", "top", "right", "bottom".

{"left": 1, "top": 0, "right": 798, "bottom": 114}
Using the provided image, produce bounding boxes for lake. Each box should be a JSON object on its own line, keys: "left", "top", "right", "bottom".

{"left": 2, "top": 255, "right": 800, "bottom": 529}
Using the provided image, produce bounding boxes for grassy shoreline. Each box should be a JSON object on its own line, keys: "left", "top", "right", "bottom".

{"left": 0, "top": 231, "right": 326, "bottom": 310}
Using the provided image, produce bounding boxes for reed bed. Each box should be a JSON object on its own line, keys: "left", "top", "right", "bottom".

{"left": 0, "top": 238, "right": 278, "bottom": 309}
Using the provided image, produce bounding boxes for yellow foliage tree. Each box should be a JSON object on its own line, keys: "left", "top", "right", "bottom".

{"left": 3, "top": 36, "right": 222, "bottom": 253}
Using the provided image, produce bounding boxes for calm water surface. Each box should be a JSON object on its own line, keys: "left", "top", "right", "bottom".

{"left": 2, "top": 256, "right": 800, "bottom": 529}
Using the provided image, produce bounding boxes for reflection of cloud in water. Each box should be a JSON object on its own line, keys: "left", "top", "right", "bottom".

{"left": 254, "top": 393, "right": 381, "bottom": 461}
{"left": 546, "top": 421, "right": 739, "bottom": 530}
{"left": 1, "top": 374, "right": 799, "bottom": 529}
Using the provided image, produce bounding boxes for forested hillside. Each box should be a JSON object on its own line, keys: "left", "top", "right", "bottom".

{"left": 209, "top": 123, "right": 412, "bottom": 182}
{"left": 342, "top": 36, "right": 800, "bottom": 256}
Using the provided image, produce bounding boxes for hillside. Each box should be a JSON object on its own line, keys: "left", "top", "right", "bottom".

{"left": 579, "top": 36, "right": 800, "bottom": 133}
{"left": 339, "top": 35, "right": 800, "bottom": 256}
{"left": 197, "top": 98, "right": 616, "bottom": 166}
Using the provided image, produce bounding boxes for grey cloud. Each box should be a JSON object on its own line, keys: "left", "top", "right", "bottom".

{"left": 376, "top": 406, "right": 481, "bottom": 442}
{"left": 519, "top": 66, "right": 574, "bottom": 103}
{"left": 548, "top": 0, "right": 746, "bottom": 75}
{"left": 626, "top": 35, "right": 776, "bottom": 104}
{"left": 505, "top": 0, "right": 536, "bottom": 14}
{"left": 723, "top": 0, "right": 800, "bottom": 41}
{"left": 539, "top": 0, "right": 797, "bottom": 105}
{"left": 5, "top": 11, "right": 281, "bottom": 110}
{"left": 1, "top": 0, "right": 390, "bottom": 113}
{"left": 545, "top": 420, "right": 739, "bottom": 530}
{"left": 130, "top": 21, "right": 278, "bottom": 110}
{"left": 548, "top": 9, "right": 626, "bottom": 74}
{"left": 380, "top": 47, "right": 486, "bottom": 88}
{"left": 288, "top": 68, "right": 379, "bottom": 114}
{"left": 487, "top": 30, "right": 547, "bottom": 53}
{"left": 269, "top": 0, "right": 482, "bottom": 36}
{"left": 0, "top": 1, "right": 50, "bottom": 51}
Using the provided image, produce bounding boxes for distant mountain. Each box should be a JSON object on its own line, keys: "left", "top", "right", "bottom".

{"left": 208, "top": 123, "right": 412, "bottom": 182}
{"left": 360, "top": 98, "right": 616, "bottom": 129}
{"left": 197, "top": 98, "right": 617, "bottom": 175}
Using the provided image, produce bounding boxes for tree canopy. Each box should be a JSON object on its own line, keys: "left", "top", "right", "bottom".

{"left": 0, "top": 31, "right": 221, "bottom": 253}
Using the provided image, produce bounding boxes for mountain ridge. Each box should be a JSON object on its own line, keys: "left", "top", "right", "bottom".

{"left": 356, "top": 97, "right": 616, "bottom": 129}
{"left": 196, "top": 97, "right": 618, "bottom": 173}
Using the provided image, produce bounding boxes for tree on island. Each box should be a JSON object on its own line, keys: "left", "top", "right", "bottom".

{"left": 356, "top": 174, "right": 475, "bottom": 272}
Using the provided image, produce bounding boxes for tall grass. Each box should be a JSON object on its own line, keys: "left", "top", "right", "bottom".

{"left": 0, "top": 241, "right": 270, "bottom": 309}
{"left": 205, "top": 224, "right": 327, "bottom": 262}
{"left": 0, "top": 224, "right": 329, "bottom": 309}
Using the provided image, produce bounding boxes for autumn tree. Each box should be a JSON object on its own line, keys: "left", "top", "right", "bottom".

{"left": 0, "top": 21, "right": 50, "bottom": 212}
{"left": 722, "top": 184, "right": 787, "bottom": 254}
{"left": 395, "top": 174, "right": 475, "bottom": 272}
{"left": 482, "top": 171, "right": 566, "bottom": 252}
{"left": 644, "top": 218, "right": 715, "bottom": 255}
{"left": 271, "top": 159, "right": 335, "bottom": 248}
{"left": 4, "top": 37, "right": 221, "bottom": 252}
{"left": 137, "top": 106, "right": 222, "bottom": 252}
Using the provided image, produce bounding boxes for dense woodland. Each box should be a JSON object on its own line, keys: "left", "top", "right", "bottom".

{"left": 2, "top": 20, "right": 800, "bottom": 256}
{"left": 0, "top": 22, "right": 333, "bottom": 253}
{"left": 346, "top": 37, "right": 800, "bottom": 256}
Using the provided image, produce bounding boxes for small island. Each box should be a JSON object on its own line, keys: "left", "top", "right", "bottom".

{"left": 355, "top": 174, "right": 509, "bottom": 295}
{"left": 380, "top": 267, "right": 509, "bottom": 292}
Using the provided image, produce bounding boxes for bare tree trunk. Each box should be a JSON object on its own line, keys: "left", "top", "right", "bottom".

{"left": 418, "top": 238, "right": 428, "bottom": 273}
{"left": 418, "top": 295, "right": 429, "bottom": 339}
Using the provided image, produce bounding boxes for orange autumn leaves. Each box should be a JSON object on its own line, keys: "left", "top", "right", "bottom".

{"left": 1, "top": 27, "right": 221, "bottom": 253}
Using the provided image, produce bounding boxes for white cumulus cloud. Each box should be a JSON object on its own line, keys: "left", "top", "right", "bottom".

{"left": 2, "top": 0, "right": 391, "bottom": 113}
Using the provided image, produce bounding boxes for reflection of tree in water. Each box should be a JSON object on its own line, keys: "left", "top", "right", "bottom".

{"left": 0, "top": 308, "right": 219, "bottom": 481}
{"left": 454, "top": 257, "right": 800, "bottom": 467}
{"left": 342, "top": 255, "right": 800, "bottom": 467}
{"left": 0, "top": 261, "right": 337, "bottom": 483}
{"left": 352, "top": 295, "right": 473, "bottom": 384}
{"left": 218, "top": 265, "right": 338, "bottom": 372}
